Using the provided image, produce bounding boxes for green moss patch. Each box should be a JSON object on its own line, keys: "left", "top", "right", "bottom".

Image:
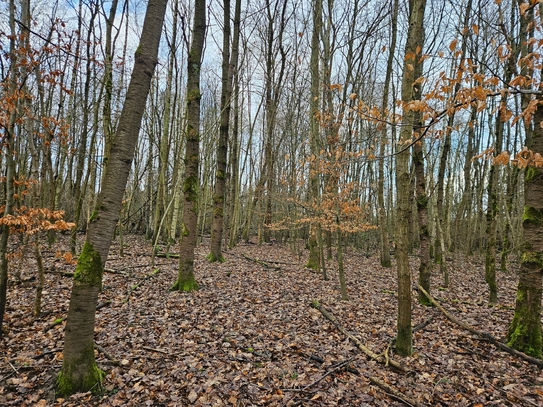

{"left": 56, "top": 343, "right": 105, "bottom": 397}
{"left": 74, "top": 242, "right": 103, "bottom": 288}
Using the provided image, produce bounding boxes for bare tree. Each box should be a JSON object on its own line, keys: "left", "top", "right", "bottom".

{"left": 56, "top": 0, "right": 168, "bottom": 395}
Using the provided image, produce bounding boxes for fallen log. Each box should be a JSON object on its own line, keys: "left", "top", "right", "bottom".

{"left": 312, "top": 302, "right": 408, "bottom": 373}
{"left": 418, "top": 285, "right": 543, "bottom": 369}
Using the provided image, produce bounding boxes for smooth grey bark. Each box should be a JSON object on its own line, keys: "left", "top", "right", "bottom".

{"left": 57, "top": 0, "right": 168, "bottom": 395}
{"left": 0, "top": 0, "right": 18, "bottom": 337}
{"left": 377, "top": 0, "right": 398, "bottom": 269}
{"left": 210, "top": 0, "right": 241, "bottom": 261}
{"left": 172, "top": 0, "right": 206, "bottom": 291}
{"left": 395, "top": 0, "right": 427, "bottom": 357}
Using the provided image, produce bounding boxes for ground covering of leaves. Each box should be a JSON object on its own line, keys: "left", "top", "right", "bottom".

{"left": 1, "top": 235, "right": 543, "bottom": 406}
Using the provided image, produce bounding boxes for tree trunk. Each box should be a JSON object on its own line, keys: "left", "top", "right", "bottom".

{"left": 414, "top": 137, "right": 431, "bottom": 305}
{"left": 210, "top": 0, "right": 240, "bottom": 262}
{"left": 227, "top": 0, "right": 242, "bottom": 249}
{"left": 0, "top": 0, "right": 18, "bottom": 336}
{"left": 171, "top": 0, "right": 206, "bottom": 291}
{"left": 306, "top": 0, "right": 322, "bottom": 270}
{"left": 377, "top": 0, "right": 398, "bottom": 269}
{"left": 507, "top": 1, "right": 543, "bottom": 358}
{"left": 57, "top": 0, "right": 168, "bottom": 395}
{"left": 395, "top": 0, "right": 427, "bottom": 357}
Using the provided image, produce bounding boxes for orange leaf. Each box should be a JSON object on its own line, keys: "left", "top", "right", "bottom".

{"left": 449, "top": 39, "right": 458, "bottom": 52}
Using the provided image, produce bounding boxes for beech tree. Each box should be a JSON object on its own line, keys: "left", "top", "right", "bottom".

{"left": 209, "top": 0, "right": 241, "bottom": 263}
{"left": 395, "top": 0, "right": 427, "bottom": 356}
{"left": 171, "top": 0, "right": 206, "bottom": 291}
{"left": 506, "top": 0, "right": 543, "bottom": 358}
{"left": 57, "top": 0, "right": 168, "bottom": 395}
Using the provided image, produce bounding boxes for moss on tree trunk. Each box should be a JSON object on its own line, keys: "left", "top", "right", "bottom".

{"left": 56, "top": 342, "right": 104, "bottom": 396}
{"left": 57, "top": 242, "right": 104, "bottom": 396}
{"left": 507, "top": 278, "right": 542, "bottom": 358}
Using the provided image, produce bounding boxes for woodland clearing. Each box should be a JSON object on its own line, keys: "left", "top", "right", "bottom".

{"left": 1, "top": 234, "right": 542, "bottom": 406}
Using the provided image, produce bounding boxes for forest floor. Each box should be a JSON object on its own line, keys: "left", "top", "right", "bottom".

{"left": 1, "top": 234, "right": 543, "bottom": 407}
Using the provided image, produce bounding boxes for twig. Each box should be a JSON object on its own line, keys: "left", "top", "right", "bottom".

{"left": 413, "top": 314, "right": 435, "bottom": 332}
{"left": 369, "top": 376, "right": 419, "bottom": 407}
{"left": 290, "top": 349, "right": 359, "bottom": 374}
{"left": 45, "top": 270, "right": 75, "bottom": 277}
{"left": 95, "top": 343, "right": 121, "bottom": 366}
{"left": 282, "top": 357, "right": 356, "bottom": 393}
{"left": 312, "top": 302, "right": 408, "bottom": 373}
{"left": 96, "top": 300, "right": 112, "bottom": 310}
{"left": 240, "top": 253, "right": 282, "bottom": 270}
{"left": 32, "top": 348, "right": 63, "bottom": 360}
{"left": 142, "top": 346, "right": 169, "bottom": 355}
{"left": 6, "top": 358, "right": 19, "bottom": 374}
{"left": 418, "top": 285, "right": 543, "bottom": 368}
{"left": 124, "top": 269, "right": 161, "bottom": 303}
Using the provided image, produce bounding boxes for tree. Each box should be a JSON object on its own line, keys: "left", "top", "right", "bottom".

{"left": 395, "top": 0, "right": 427, "bottom": 356}
{"left": 171, "top": 0, "right": 206, "bottom": 291}
{"left": 209, "top": 0, "right": 241, "bottom": 262}
{"left": 377, "top": 0, "right": 398, "bottom": 269}
{"left": 56, "top": 0, "right": 168, "bottom": 395}
{"left": 0, "top": 0, "right": 21, "bottom": 336}
{"left": 507, "top": 0, "right": 543, "bottom": 358}
{"left": 306, "top": 0, "right": 322, "bottom": 271}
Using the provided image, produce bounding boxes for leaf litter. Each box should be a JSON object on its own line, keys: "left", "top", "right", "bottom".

{"left": 0, "top": 234, "right": 542, "bottom": 406}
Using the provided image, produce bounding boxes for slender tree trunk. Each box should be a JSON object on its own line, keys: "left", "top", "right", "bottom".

{"left": 306, "top": 0, "right": 322, "bottom": 270}
{"left": 210, "top": 0, "right": 240, "bottom": 261}
{"left": 414, "top": 136, "right": 431, "bottom": 305}
{"left": 507, "top": 1, "right": 543, "bottom": 358}
{"left": 171, "top": 0, "right": 206, "bottom": 291}
{"left": 395, "top": 0, "right": 426, "bottom": 357}
{"left": 227, "top": 0, "right": 242, "bottom": 249}
{"left": 436, "top": 0, "right": 472, "bottom": 285}
{"left": 377, "top": 0, "right": 398, "bottom": 268}
{"left": 71, "top": 1, "right": 101, "bottom": 254}
{"left": 0, "top": 0, "right": 18, "bottom": 336}
{"left": 57, "top": 0, "right": 168, "bottom": 395}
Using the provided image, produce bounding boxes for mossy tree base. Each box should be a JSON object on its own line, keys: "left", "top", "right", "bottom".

{"left": 59, "top": 241, "right": 104, "bottom": 397}
{"left": 380, "top": 256, "right": 392, "bottom": 268}
{"left": 170, "top": 276, "right": 199, "bottom": 292}
{"left": 206, "top": 252, "right": 225, "bottom": 263}
{"left": 56, "top": 355, "right": 105, "bottom": 397}
{"left": 507, "top": 280, "right": 543, "bottom": 358}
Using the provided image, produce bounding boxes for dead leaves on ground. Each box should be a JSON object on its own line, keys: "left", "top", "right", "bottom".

{"left": 1, "top": 235, "right": 543, "bottom": 406}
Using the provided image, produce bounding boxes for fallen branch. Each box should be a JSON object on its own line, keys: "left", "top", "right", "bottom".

{"left": 288, "top": 348, "right": 359, "bottom": 375}
{"left": 45, "top": 270, "right": 75, "bottom": 277}
{"left": 418, "top": 285, "right": 543, "bottom": 368}
{"left": 155, "top": 252, "right": 179, "bottom": 258}
{"left": 32, "top": 348, "right": 63, "bottom": 360}
{"left": 369, "top": 376, "right": 419, "bottom": 407}
{"left": 124, "top": 269, "right": 161, "bottom": 303}
{"left": 312, "top": 302, "right": 408, "bottom": 373}
{"left": 95, "top": 343, "right": 121, "bottom": 366}
{"left": 413, "top": 314, "right": 435, "bottom": 333}
{"left": 142, "top": 346, "right": 169, "bottom": 355}
{"left": 240, "top": 253, "right": 281, "bottom": 271}
{"left": 282, "top": 357, "right": 356, "bottom": 393}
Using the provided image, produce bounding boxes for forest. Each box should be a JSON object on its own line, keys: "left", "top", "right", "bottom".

{"left": 2, "top": 0, "right": 543, "bottom": 405}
